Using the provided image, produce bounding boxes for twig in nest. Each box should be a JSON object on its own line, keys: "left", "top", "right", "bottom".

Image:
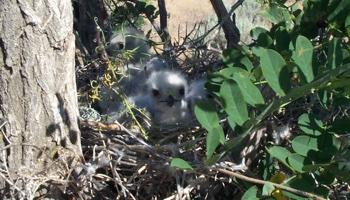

{"left": 212, "top": 167, "right": 327, "bottom": 200}
{"left": 79, "top": 120, "right": 123, "bottom": 131}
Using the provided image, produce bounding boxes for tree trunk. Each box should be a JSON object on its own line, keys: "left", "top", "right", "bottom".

{"left": 210, "top": 0, "right": 241, "bottom": 49}
{"left": 0, "top": 0, "right": 81, "bottom": 198}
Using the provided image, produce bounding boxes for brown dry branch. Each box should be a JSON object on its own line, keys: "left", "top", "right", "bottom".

{"left": 212, "top": 168, "right": 327, "bottom": 200}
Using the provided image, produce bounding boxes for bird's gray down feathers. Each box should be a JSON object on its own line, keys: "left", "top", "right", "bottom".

{"left": 106, "top": 27, "right": 150, "bottom": 64}
{"left": 136, "top": 70, "right": 191, "bottom": 125}
{"left": 97, "top": 27, "right": 209, "bottom": 126}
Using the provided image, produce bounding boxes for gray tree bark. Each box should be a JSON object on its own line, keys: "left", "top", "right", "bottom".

{"left": 0, "top": 0, "right": 82, "bottom": 198}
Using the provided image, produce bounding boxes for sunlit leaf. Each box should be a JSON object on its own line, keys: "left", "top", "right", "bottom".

{"left": 227, "top": 115, "right": 236, "bottom": 130}
{"left": 260, "top": 49, "right": 291, "bottom": 96}
{"left": 262, "top": 182, "right": 275, "bottom": 196}
{"left": 293, "top": 35, "right": 315, "bottom": 83}
{"left": 232, "top": 72, "right": 265, "bottom": 107}
{"left": 222, "top": 49, "right": 253, "bottom": 71}
{"left": 170, "top": 158, "right": 194, "bottom": 172}
{"left": 206, "top": 125, "right": 225, "bottom": 159}
{"left": 298, "top": 113, "right": 324, "bottom": 136}
{"left": 327, "top": 38, "right": 343, "bottom": 69}
{"left": 195, "top": 100, "right": 219, "bottom": 131}
{"left": 287, "top": 153, "right": 312, "bottom": 173}
{"left": 292, "top": 135, "right": 319, "bottom": 157}
{"left": 241, "top": 186, "right": 259, "bottom": 200}
{"left": 250, "top": 27, "right": 269, "bottom": 40}
{"left": 267, "top": 146, "right": 292, "bottom": 169}
{"left": 220, "top": 80, "right": 249, "bottom": 126}
{"left": 261, "top": 3, "right": 290, "bottom": 26}
{"left": 205, "top": 152, "right": 225, "bottom": 166}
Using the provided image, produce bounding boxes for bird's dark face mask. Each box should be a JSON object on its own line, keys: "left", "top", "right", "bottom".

{"left": 165, "top": 95, "right": 176, "bottom": 107}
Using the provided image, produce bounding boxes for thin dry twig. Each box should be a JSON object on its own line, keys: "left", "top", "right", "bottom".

{"left": 212, "top": 167, "right": 327, "bottom": 200}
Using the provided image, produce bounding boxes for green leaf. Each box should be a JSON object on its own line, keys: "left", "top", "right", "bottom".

{"left": 267, "top": 146, "right": 292, "bottom": 169}
{"left": 317, "top": 169, "right": 336, "bottom": 185}
{"left": 328, "top": 163, "right": 350, "bottom": 183}
{"left": 219, "top": 67, "right": 250, "bottom": 80}
{"left": 205, "top": 152, "right": 226, "bottom": 166}
{"left": 302, "top": 163, "right": 330, "bottom": 172}
{"left": 252, "top": 46, "right": 266, "bottom": 57}
{"left": 222, "top": 49, "right": 253, "bottom": 71}
{"left": 346, "top": 14, "right": 350, "bottom": 38}
{"left": 231, "top": 72, "right": 265, "bottom": 107}
{"left": 292, "top": 135, "right": 319, "bottom": 157}
{"left": 327, "top": 38, "right": 343, "bottom": 69}
{"left": 316, "top": 133, "right": 340, "bottom": 161}
{"left": 250, "top": 27, "right": 269, "bottom": 40}
{"left": 284, "top": 175, "right": 314, "bottom": 193}
{"left": 314, "top": 185, "right": 331, "bottom": 198}
{"left": 261, "top": 3, "right": 291, "bottom": 27}
{"left": 241, "top": 186, "right": 259, "bottom": 200}
{"left": 195, "top": 100, "right": 220, "bottom": 131}
{"left": 281, "top": 191, "right": 308, "bottom": 200}
{"left": 298, "top": 113, "right": 324, "bottom": 136}
{"left": 225, "top": 63, "right": 350, "bottom": 170}
{"left": 227, "top": 115, "right": 236, "bottom": 130}
{"left": 293, "top": 35, "right": 315, "bottom": 83}
{"left": 206, "top": 75, "right": 222, "bottom": 98}
{"left": 260, "top": 49, "right": 291, "bottom": 96}
{"left": 287, "top": 153, "right": 312, "bottom": 173}
{"left": 257, "top": 32, "right": 274, "bottom": 48}
{"left": 327, "top": 119, "right": 350, "bottom": 134}
{"left": 342, "top": 49, "right": 350, "bottom": 64}
{"left": 194, "top": 101, "right": 225, "bottom": 159}
{"left": 224, "top": 132, "right": 246, "bottom": 151}
{"left": 206, "top": 125, "right": 225, "bottom": 159}
{"left": 327, "top": 0, "right": 350, "bottom": 22}
{"left": 220, "top": 80, "right": 249, "bottom": 126}
{"left": 317, "top": 89, "right": 330, "bottom": 109}
{"left": 274, "top": 26, "right": 290, "bottom": 53}
{"left": 170, "top": 158, "right": 194, "bottom": 172}
{"left": 262, "top": 182, "right": 275, "bottom": 196}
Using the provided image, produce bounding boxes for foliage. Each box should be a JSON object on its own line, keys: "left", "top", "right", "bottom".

{"left": 109, "top": 0, "right": 158, "bottom": 30}
{"left": 192, "top": 0, "right": 350, "bottom": 198}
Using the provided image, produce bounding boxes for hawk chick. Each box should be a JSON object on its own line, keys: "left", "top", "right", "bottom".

{"left": 106, "top": 27, "right": 150, "bottom": 64}
{"left": 130, "top": 70, "right": 191, "bottom": 125}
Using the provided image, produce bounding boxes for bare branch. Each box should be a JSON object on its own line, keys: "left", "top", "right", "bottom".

{"left": 209, "top": 0, "right": 242, "bottom": 49}
{"left": 157, "top": 0, "right": 172, "bottom": 50}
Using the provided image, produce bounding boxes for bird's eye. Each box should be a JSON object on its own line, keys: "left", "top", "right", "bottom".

{"left": 179, "top": 87, "right": 185, "bottom": 96}
{"left": 152, "top": 89, "right": 159, "bottom": 97}
{"left": 116, "top": 43, "right": 124, "bottom": 50}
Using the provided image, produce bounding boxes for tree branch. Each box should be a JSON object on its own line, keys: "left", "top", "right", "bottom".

{"left": 157, "top": 0, "right": 172, "bottom": 49}
{"left": 213, "top": 167, "right": 327, "bottom": 200}
{"left": 209, "top": 0, "right": 241, "bottom": 49}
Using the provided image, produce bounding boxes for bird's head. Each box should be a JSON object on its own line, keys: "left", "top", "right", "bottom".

{"left": 147, "top": 70, "right": 188, "bottom": 107}
{"left": 106, "top": 27, "right": 150, "bottom": 62}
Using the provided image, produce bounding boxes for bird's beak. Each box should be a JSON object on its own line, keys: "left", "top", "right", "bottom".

{"left": 165, "top": 95, "right": 175, "bottom": 107}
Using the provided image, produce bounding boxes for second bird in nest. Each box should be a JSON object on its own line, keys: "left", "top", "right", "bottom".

{"left": 98, "top": 26, "right": 209, "bottom": 126}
